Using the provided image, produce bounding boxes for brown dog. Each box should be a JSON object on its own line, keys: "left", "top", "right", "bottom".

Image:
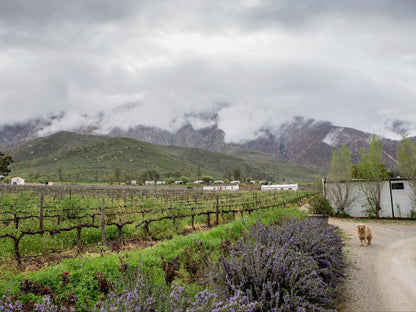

{"left": 357, "top": 224, "right": 373, "bottom": 246}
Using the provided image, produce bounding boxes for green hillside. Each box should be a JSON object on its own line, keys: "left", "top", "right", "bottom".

{"left": 8, "top": 131, "right": 321, "bottom": 183}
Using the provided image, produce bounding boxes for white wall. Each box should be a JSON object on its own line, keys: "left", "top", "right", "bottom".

{"left": 324, "top": 179, "right": 415, "bottom": 218}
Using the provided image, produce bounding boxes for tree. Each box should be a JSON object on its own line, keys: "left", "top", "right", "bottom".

{"left": 397, "top": 133, "right": 416, "bottom": 178}
{"left": 357, "top": 135, "right": 388, "bottom": 218}
{"left": 397, "top": 133, "right": 416, "bottom": 205}
{"left": 233, "top": 168, "right": 241, "bottom": 181}
{"left": 327, "top": 144, "right": 354, "bottom": 213}
{"left": 179, "top": 176, "right": 190, "bottom": 184}
{"left": 0, "top": 151, "right": 13, "bottom": 177}
{"left": 114, "top": 167, "right": 121, "bottom": 181}
{"left": 201, "top": 175, "right": 214, "bottom": 184}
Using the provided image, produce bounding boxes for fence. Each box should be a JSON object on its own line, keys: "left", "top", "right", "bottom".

{"left": 0, "top": 186, "right": 314, "bottom": 267}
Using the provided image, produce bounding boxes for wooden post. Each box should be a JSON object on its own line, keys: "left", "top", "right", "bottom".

{"left": 170, "top": 196, "right": 175, "bottom": 226}
{"left": 40, "top": 194, "right": 44, "bottom": 231}
{"left": 191, "top": 214, "right": 195, "bottom": 230}
{"left": 77, "top": 226, "right": 82, "bottom": 252}
{"left": 101, "top": 197, "right": 106, "bottom": 246}
{"left": 216, "top": 196, "right": 219, "bottom": 225}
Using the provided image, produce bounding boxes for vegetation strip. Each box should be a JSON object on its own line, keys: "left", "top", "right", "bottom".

{"left": 0, "top": 209, "right": 345, "bottom": 311}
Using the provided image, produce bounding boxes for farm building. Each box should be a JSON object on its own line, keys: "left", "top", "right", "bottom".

{"left": 261, "top": 184, "right": 298, "bottom": 191}
{"left": 145, "top": 181, "right": 155, "bottom": 185}
{"left": 11, "top": 177, "right": 25, "bottom": 185}
{"left": 203, "top": 184, "right": 239, "bottom": 191}
{"left": 323, "top": 178, "right": 416, "bottom": 218}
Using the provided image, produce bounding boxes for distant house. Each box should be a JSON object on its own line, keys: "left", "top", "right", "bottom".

{"left": 213, "top": 180, "right": 224, "bottom": 184}
{"left": 156, "top": 181, "right": 166, "bottom": 185}
{"left": 203, "top": 184, "right": 239, "bottom": 191}
{"left": 194, "top": 180, "right": 204, "bottom": 185}
{"left": 230, "top": 180, "right": 240, "bottom": 184}
{"left": 145, "top": 180, "right": 155, "bottom": 185}
{"left": 175, "top": 181, "right": 184, "bottom": 185}
{"left": 11, "top": 177, "right": 25, "bottom": 186}
{"left": 261, "top": 184, "right": 298, "bottom": 191}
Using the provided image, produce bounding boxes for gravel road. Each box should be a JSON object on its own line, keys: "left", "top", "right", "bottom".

{"left": 330, "top": 218, "right": 416, "bottom": 312}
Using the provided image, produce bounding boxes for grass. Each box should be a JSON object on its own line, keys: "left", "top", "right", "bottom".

{"left": 0, "top": 205, "right": 307, "bottom": 309}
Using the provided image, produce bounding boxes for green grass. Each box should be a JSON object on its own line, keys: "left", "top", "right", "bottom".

{"left": 0, "top": 206, "right": 307, "bottom": 309}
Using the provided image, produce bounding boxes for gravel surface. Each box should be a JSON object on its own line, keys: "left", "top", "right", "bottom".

{"left": 330, "top": 218, "right": 416, "bottom": 312}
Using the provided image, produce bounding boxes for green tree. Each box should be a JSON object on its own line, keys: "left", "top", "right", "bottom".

{"left": 327, "top": 144, "right": 355, "bottom": 213}
{"left": 397, "top": 133, "right": 416, "bottom": 205}
{"left": 233, "top": 168, "right": 241, "bottom": 181}
{"left": 179, "top": 176, "right": 190, "bottom": 184}
{"left": 57, "top": 168, "right": 63, "bottom": 181}
{"left": 125, "top": 173, "right": 134, "bottom": 184}
{"left": 397, "top": 133, "right": 416, "bottom": 178}
{"left": 28, "top": 168, "right": 40, "bottom": 181}
{"left": 357, "top": 135, "right": 388, "bottom": 218}
{"left": 0, "top": 151, "right": 13, "bottom": 177}
{"left": 201, "top": 175, "right": 214, "bottom": 184}
{"left": 114, "top": 167, "right": 121, "bottom": 181}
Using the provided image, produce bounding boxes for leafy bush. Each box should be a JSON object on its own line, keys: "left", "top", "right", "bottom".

{"left": 209, "top": 219, "right": 345, "bottom": 311}
{"left": 309, "top": 196, "right": 334, "bottom": 215}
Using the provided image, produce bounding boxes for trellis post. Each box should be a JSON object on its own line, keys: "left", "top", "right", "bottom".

{"left": 101, "top": 197, "right": 106, "bottom": 246}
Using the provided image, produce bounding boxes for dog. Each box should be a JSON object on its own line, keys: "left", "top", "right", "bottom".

{"left": 357, "top": 224, "right": 373, "bottom": 246}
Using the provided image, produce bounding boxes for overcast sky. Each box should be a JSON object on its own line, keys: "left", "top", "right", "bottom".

{"left": 0, "top": 0, "right": 415, "bottom": 142}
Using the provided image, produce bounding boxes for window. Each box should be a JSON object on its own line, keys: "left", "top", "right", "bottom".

{"left": 391, "top": 182, "right": 405, "bottom": 190}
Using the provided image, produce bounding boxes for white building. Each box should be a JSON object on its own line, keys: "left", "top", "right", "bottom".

{"left": 203, "top": 184, "right": 239, "bottom": 191}
{"left": 261, "top": 184, "right": 298, "bottom": 191}
{"left": 324, "top": 178, "right": 415, "bottom": 218}
{"left": 11, "top": 177, "right": 25, "bottom": 185}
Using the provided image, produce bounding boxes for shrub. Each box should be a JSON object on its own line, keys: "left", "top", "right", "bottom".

{"left": 309, "top": 196, "right": 334, "bottom": 215}
{"left": 209, "top": 219, "right": 345, "bottom": 311}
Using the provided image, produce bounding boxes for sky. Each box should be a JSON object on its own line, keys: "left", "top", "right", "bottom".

{"left": 0, "top": 0, "right": 415, "bottom": 142}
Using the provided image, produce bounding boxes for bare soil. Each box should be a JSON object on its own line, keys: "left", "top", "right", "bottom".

{"left": 331, "top": 218, "right": 416, "bottom": 312}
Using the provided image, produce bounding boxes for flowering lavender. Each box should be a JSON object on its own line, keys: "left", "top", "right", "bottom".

{"left": 0, "top": 296, "right": 24, "bottom": 312}
{"left": 209, "top": 219, "right": 345, "bottom": 311}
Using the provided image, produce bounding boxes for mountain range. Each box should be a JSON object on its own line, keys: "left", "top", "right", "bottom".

{"left": 0, "top": 115, "right": 401, "bottom": 173}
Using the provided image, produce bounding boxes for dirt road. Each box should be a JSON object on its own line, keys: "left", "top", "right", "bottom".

{"left": 330, "top": 218, "right": 416, "bottom": 312}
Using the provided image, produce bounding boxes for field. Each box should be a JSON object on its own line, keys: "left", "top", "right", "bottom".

{"left": 0, "top": 185, "right": 312, "bottom": 268}
{"left": 0, "top": 185, "right": 346, "bottom": 311}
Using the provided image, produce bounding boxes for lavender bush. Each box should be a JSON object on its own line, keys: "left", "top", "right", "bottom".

{"left": 210, "top": 219, "right": 345, "bottom": 311}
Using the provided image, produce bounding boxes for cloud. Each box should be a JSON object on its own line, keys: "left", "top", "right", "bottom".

{"left": 1, "top": 0, "right": 416, "bottom": 142}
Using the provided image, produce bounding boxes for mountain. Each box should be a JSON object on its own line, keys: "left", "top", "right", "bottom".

{"left": 9, "top": 131, "right": 320, "bottom": 182}
{"left": 0, "top": 116, "right": 401, "bottom": 172}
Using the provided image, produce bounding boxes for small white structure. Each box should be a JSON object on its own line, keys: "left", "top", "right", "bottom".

{"left": 261, "top": 184, "right": 298, "bottom": 191}
{"left": 213, "top": 180, "right": 224, "bottom": 184}
{"left": 175, "top": 180, "right": 184, "bottom": 185}
{"left": 203, "top": 184, "right": 239, "bottom": 191}
{"left": 11, "top": 177, "right": 25, "bottom": 186}
{"left": 131, "top": 180, "right": 137, "bottom": 185}
{"left": 324, "top": 178, "right": 416, "bottom": 218}
{"left": 194, "top": 180, "right": 204, "bottom": 185}
{"left": 145, "top": 180, "right": 155, "bottom": 185}
{"left": 230, "top": 180, "right": 240, "bottom": 184}
{"left": 156, "top": 181, "right": 166, "bottom": 185}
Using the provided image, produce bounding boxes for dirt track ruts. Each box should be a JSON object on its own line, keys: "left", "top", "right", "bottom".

{"left": 330, "top": 218, "right": 416, "bottom": 312}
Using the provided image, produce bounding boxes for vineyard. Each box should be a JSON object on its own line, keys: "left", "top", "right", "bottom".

{"left": 0, "top": 185, "right": 314, "bottom": 268}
